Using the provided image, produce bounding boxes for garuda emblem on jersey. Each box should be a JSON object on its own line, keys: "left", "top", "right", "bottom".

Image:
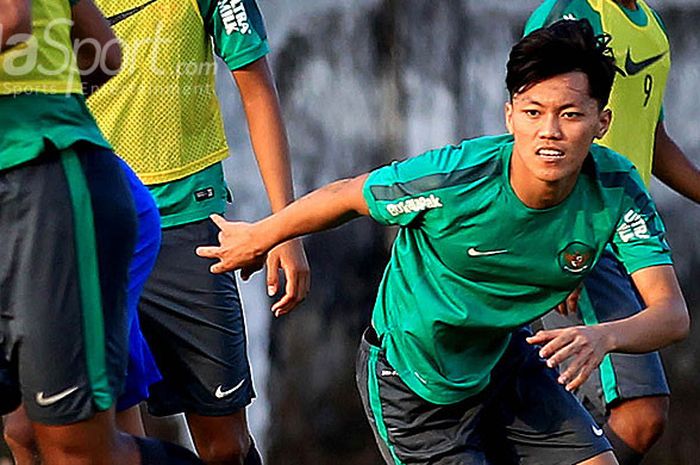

{"left": 558, "top": 242, "right": 596, "bottom": 274}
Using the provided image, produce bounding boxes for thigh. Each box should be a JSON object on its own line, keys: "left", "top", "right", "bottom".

{"left": 139, "top": 219, "right": 254, "bottom": 417}
{"left": 493, "top": 331, "right": 611, "bottom": 465}
{"left": 0, "top": 146, "right": 136, "bottom": 425}
{"left": 355, "top": 328, "right": 489, "bottom": 465}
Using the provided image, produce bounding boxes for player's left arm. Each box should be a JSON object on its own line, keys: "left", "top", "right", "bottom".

{"left": 652, "top": 121, "right": 700, "bottom": 203}
{"left": 0, "top": 0, "right": 31, "bottom": 52}
{"left": 231, "top": 57, "right": 310, "bottom": 316}
{"left": 528, "top": 264, "right": 688, "bottom": 391}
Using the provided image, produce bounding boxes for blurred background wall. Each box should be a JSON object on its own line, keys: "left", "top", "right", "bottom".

{"left": 218, "top": 1, "right": 700, "bottom": 464}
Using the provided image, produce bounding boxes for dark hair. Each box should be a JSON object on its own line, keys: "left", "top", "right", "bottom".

{"left": 506, "top": 19, "right": 616, "bottom": 109}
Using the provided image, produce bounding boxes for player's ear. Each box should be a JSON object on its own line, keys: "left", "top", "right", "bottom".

{"left": 595, "top": 108, "right": 612, "bottom": 139}
{"left": 505, "top": 101, "right": 514, "bottom": 134}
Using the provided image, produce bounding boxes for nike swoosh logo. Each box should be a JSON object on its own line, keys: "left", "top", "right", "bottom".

{"left": 214, "top": 379, "right": 246, "bottom": 399}
{"left": 36, "top": 386, "right": 80, "bottom": 407}
{"left": 592, "top": 424, "right": 604, "bottom": 437}
{"left": 467, "top": 247, "right": 508, "bottom": 257}
{"left": 624, "top": 49, "right": 666, "bottom": 76}
{"left": 107, "top": 0, "right": 160, "bottom": 26}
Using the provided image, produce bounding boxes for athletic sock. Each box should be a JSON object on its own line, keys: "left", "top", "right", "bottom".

{"left": 244, "top": 436, "right": 263, "bottom": 465}
{"left": 603, "top": 425, "right": 643, "bottom": 465}
{"left": 135, "top": 436, "right": 205, "bottom": 465}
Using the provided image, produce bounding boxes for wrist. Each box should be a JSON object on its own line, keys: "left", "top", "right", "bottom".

{"left": 597, "top": 323, "right": 618, "bottom": 353}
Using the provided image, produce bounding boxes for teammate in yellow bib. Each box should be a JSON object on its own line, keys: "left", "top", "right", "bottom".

{"left": 525, "top": 2, "right": 700, "bottom": 464}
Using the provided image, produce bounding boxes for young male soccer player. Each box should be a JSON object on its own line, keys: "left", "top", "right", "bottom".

{"left": 525, "top": 2, "right": 700, "bottom": 463}
{"left": 86, "top": 0, "right": 310, "bottom": 462}
{"left": 0, "top": 1, "right": 202, "bottom": 463}
{"left": 196, "top": 20, "right": 689, "bottom": 465}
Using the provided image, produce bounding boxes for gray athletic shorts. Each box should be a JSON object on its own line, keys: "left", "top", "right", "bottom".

{"left": 542, "top": 249, "right": 669, "bottom": 421}
{"left": 0, "top": 145, "right": 136, "bottom": 425}
{"left": 356, "top": 327, "right": 611, "bottom": 465}
{"left": 139, "top": 218, "right": 255, "bottom": 417}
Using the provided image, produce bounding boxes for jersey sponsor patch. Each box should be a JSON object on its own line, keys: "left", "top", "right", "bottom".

{"left": 385, "top": 194, "right": 442, "bottom": 217}
{"left": 558, "top": 242, "right": 595, "bottom": 274}
{"left": 617, "top": 209, "right": 650, "bottom": 242}
{"left": 217, "top": 0, "right": 251, "bottom": 35}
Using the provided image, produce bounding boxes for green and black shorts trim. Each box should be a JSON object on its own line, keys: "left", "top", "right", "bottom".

{"left": 356, "top": 327, "right": 611, "bottom": 465}
{"left": 0, "top": 143, "right": 136, "bottom": 425}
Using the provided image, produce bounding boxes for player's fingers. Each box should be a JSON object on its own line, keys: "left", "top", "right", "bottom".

{"left": 210, "top": 260, "right": 226, "bottom": 274}
{"left": 537, "top": 332, "right": 574, "bottom": 359}
{"left": 209, "top": 214, "right": 227, "bottom": 230}
{"left": 565, "top": 361, "right": 596, "bottom": 392}
{"left": 554, "top": 302, "right": 567, "bottom": 315}
{"left": 526, "top": 329, "right": 560, "bottom": 346}
{"left": 271, "top": 292, "right": 295, "bottom": 317}
{"left": 196, "top": 246, "right": 220, "bottom": 258}
{"left": 544, "top": 340, "right": 580, "bottom": 369}
{"left": 556, "top": 350, "right": 589, "bottom": 384}
{"left": 266, "top": 255, "right": 281, "bottom": 296}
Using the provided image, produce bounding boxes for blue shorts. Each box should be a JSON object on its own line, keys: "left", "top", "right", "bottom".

{"left": 116, "top": 159, "right": 162, "bottom": 412}
{"left": 542, "top": 249, "right": 669, "bottom": 420}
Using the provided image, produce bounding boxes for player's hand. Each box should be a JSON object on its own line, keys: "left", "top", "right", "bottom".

{"left": 554, "top": 285, "right": 582, "bottom": 315}
{"left": 195, "top": 214, "right": 267, "bottom": 278}
{"left": 526, "top": 325, "right": 613, "bottom": 392}
{"left": 265, "top": 238, "right": 310, "bottom": 317}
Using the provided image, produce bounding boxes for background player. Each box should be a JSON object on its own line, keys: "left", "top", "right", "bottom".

{"left": 86, "top": 0, "right": 310, "bottom": 462}
{"left": 196, "top": 20, "right": 689, "bottom": 465}
{"left": 525, "top": 2, "right": 700, "bottom": 463}
{"left": 0, "top": 1, "right": 202, "bottom": 463}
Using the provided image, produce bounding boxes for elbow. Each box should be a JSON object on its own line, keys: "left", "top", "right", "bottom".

{"left": 0, "top": 10, "right": 32, "bottom": 52}
{"left": 668, "top": 303, "right": 691, "bottom": 345}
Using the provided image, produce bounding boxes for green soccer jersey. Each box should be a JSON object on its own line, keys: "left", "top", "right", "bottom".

{"left": 362, "top": 134, "right": 672, "bottom": 404}
{"left": 524, "top": 0, "right": 670, "bottom": 186}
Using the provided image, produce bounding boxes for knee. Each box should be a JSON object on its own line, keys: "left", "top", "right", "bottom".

{"left": 3, "top": 410, "right": 38, "bottom": 454}
{"left": 197, "top": 433, "right": 249, "bottom": 465}
{"left": 609, "top": 397, "right": 668, "bottom": 452}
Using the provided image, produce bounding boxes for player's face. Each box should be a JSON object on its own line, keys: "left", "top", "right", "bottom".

{"left": 505, "top": 71, "right": 611, "bottom": 205}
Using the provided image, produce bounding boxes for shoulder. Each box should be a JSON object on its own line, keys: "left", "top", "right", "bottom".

{"left": 587, "top": 143, "right": 645, "bottom": 191}
{"left": 525, "top": 0, "right": 603, "bottom": 36}
{"left": 415, "top": 134, "right": 509, "bottom": 177}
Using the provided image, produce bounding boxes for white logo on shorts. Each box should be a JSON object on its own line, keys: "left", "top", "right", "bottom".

{"left": 214, "top": 379, "right": 246, "bottom": 399}
{"left": 592, "top": 424, "right": 604, "bottom": 437}
{"left": 36, "top": 386, "right": 80, "bottom": 407}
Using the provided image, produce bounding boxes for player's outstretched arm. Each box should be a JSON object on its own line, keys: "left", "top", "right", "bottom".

{"left": 71, "top": 0, "right": 121, "bottom": 93}
{"left": 196, "top": 174, "right": 369, "bottom": 285}
{"left": 0, "top": 0, "right": 31, "bottom": 52}
{"left": 652, "top": 122, "right": 700, "bottom": 203}
{"left": 528, "top": 264, "right": 689, "bottom": 391}
{"left": 232, "top": 56, "right": 310, "bottom": 315}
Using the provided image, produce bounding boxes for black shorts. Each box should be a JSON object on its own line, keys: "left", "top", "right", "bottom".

{"left": 0, "top": 144, "right": 136, "bottom": 425}
{"left": 542, "top": 249, "right": 670, "bottom": 421}
{"left": 139, "top": 218, "right": 255, "bottom": 416}
{"left": 356, "top": 327, "right": 611, "bottom": 465}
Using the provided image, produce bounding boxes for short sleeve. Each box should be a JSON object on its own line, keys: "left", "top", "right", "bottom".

{"left": 610, "top": 169, "right": 672, "bottom": 274}
{"left": 197, "top": 0, "right": 270, "bottom": 70}
{"left": 363, "top": 149, "right": 451, "bottom": 227}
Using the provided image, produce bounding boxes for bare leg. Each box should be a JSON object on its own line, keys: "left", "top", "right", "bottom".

{"left": 186, "top": 410, "right": 250, "bottom": 465}
{"left": 607, "top": 396, "right": 668, "bottom": 455}
{"left": 3, "top": 405, "right": 39, "bottom": 465}
{"left": 116, "top": 404, "right": 146, "bottom": 437}
{"left": 578, "top": 451, "right": 618, "bottom": 465}
{"left": 32, "top": 408, "right": 140, "bottom": 465}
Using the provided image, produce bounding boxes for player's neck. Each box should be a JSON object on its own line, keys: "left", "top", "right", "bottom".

{"left": 616, "top": 0, "right": 639, "bottom": 10}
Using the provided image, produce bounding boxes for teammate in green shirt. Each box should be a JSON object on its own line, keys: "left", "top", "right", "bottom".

{"left": 0, "top": 1, "right": 203, "bottom": 464}
{"left": 525, "top": 3, "right": 700, "bottom": 463}
{"left": 197, "top": 20, "right": 689, "bottom": 465}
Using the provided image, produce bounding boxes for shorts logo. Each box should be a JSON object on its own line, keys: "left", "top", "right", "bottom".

{"left": 36, "top": 386, "right": 79, "bottom": 407}
{"left": 617, "top": 209, "right": 650, "bottom": 243}
{"left": 592, "top": 424, "right": 604, "bottom": 437}
{"left": 385, "top": 194, "right": 442, "bottom": 217}
{"left": 558, "top": 242, "right": 595, "bottom": 274}
{"left": 214, "top": 379, "right": 246, "bottom": 399}
{"left": 218, "top": 0, "right": 251, "bottom": 35}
